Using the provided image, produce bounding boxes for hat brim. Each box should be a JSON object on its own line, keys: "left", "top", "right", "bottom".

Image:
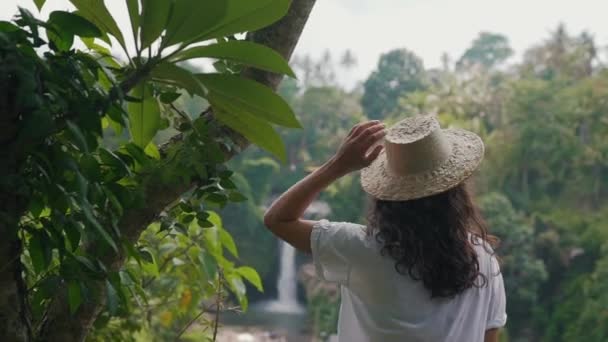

{"left": 360, "top": 128, "right": 484, "bottom": 201}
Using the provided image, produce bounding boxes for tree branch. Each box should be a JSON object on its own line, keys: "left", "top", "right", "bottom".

{"left": 38, "top": 1, "right": 317, "bottom": 341}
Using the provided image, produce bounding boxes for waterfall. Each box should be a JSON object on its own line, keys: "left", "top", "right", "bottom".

{"left": 257, "top": 200, "right": 331, "bottom": 313}
{"left": 276, "top": 241, "right": 300, "bottom": 310}
{"left": 262, "top": 241, "right": 303, "bottom": 313}
{"left": 262, "top": 241, "right": 304, "bottom": 313}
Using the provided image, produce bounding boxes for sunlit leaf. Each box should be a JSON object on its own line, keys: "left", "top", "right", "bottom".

{"left": 219, "top": 228, "right": 238, "bottom": 258}
{"left": 127, "top": 83, "right": 161, "bottom": 148}
{"left": 173, "top": 40, "right": 295, "bottom": 77}
{"left": 210, "top": 95, "right": 287, "bottom": 162}
{"left": 199, "top": 251, "right": 217, "bottom": 279}
{"left": 140, "top": 0, "right": 171, "bottom": 48}
{"left": 204, "top": 227, "right": 221, "bottom": 257}
{"left": 198, "top": 73, "right": 300, "bottom": 128}
{"left": 226, "top": 273, "right": 248, "bottom": 310}
{"left": 47, "top": 25, "right": 74, "bottom": 51}
{"left": 144, "top": 142, "right": 160, "bottom": 160}
{"left": 236, "top": 266, "right": 263, "bottom": 292}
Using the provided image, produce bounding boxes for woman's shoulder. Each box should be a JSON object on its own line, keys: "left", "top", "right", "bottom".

{"left": 312, "top": 219, "right": 372, "bottom": 247}
{"left": 313, "top": 219, "right": 367, "bottom": 237}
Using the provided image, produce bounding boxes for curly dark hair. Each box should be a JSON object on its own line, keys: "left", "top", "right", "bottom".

{"left": 367, "top": 181, "right": 498, "bottom": 299}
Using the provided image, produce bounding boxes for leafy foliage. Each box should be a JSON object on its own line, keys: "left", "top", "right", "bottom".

{"left": 361, "top": 48, "right": 428, "bottom": 119}
{"left": 1, "top": 0, "right": 298, "bottom": 340}
{"left": 457, "top": 32, "right": 513, "bottom": 69}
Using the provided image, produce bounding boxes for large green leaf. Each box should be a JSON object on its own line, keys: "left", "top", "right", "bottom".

{"left": 140, "top": 0, "right": 171, "bottom": 48}
{"left": 68, "top": 0, "right": 125, "bottom": 47}
{"left": 49, "top": 11, "right": 102, "bottom": 38}
{"left": 151, "top": 62, "right": 206, "bottom": 97}
{"left": 236, "top": 266, "right": 263, "bottom": 292}
{"left": 198, "top": 73, "right": 300, "bottom": 128}
{"left": 164, "top": 0, "right": 228, "bottom": 46}
{"left": 219, "top": 228, "right": 238, "bottom": 258}
{"left": 125, "top": 0, "right": 140, "bottom": 43}
{"left": 210, "top": 94, "right": 286, "bottom": 162}
{"left": 226, "top": 273, "right": 248, "bottom": 310}
{"left": 67, "top": 281, "right": 82, "bottom": 314}
{"left": 127, "top": 83, "right": 161, "bottom": 148}
{"left": 33, "top": 0, "right": 46, "bottom": 11}
{"left": 196, "top": 0, "right": 291, "bottom": 42}
{"left": 173, "top": 40, "right": 295, "bottom": 77}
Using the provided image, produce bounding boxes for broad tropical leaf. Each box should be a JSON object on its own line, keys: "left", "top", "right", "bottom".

{"left": 196, "top": 0, "right": 291, "bottom": 42}
{"left": 210, "top": 94, "right": 286, "bottom": 161}
{"left": 151, "top": 62, "right": 206, "bottom": 97}
{"left": 33, "top": 0, "right": 46, "bottom": 11}
{"left": 140, "top": 0, "right": 171, "bottom": 48}
{"left": 164, "top": 0, "right": 227, "bottom": 46}
{"left": 125, "top": 0, "right": 140, "bottom": 43}
{"left": 198, "top": 73, "right": 300, "bottom": 128}
{"left": 127, "top": 83, "right": 161, "bottom": 148}
{"left": 173, "top": 40, "right": 295, "bottom": 77}
{"left": 49, "top": 11, "right": 102, "bottom": 38}
{"left": 68, "top": 0, "right": 125, "bottom": 47}
{"left": 236, "top": 266, "right": 263, "bottom": 292}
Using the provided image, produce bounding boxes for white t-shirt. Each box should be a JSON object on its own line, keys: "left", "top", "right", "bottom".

{"left": 310, "top": 220, "right": 507, "bottom": 342}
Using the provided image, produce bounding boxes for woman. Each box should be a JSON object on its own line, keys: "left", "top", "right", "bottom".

{"left": 264, "top": 115, "right": 507, "bottom": 342}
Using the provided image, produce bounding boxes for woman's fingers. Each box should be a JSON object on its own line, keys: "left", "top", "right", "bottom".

{"left": 358, "top": 124, "right": 386, "bottom": 146}
{"left": 348, "top": 122, "right": 362, "bottom": 137}
{"left": 351, "top": 120, "right": 382, "bottom": 138}
{"left": 365, "top": 144, "right": 384, "bottom": 164}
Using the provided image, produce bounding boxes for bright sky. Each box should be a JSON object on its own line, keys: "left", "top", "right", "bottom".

{"left": 2, "top": 0, "right": 608, "bottom": 87}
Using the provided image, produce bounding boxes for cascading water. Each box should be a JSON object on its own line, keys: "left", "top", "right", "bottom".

{"left": 258, "top": 200, "right": 331, "bottom": 313}
{"left": 262, "top": 241, "right": 303, "bottom": 313}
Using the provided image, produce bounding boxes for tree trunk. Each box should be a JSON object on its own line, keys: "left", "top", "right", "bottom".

{"left": 0, "top": 72, "right": 33, "bottom": 341}
{"left": 38, "top": 1, "right": 317, "bottom": 341}
{"left": 0, "top": 190, "right": 32, "bottom": 342}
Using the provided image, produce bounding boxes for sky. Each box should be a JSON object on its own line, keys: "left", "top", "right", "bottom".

{"left": 2, "top": 0, "right": 608, "bottom": 87}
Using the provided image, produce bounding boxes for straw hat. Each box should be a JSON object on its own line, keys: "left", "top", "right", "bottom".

{"left": 360, "top": 115, "right": 484, "bottom": 201}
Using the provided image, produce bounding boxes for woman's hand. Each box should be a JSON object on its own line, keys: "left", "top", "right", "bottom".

{"left": 330, "top": 120, "right": 386, "bottom": 175}
{"left": 263, "top": 120, "right": 385, "bottom": 253}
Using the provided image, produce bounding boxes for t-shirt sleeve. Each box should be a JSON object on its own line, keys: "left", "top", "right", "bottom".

{"left": 486, "top": 256, "right": 507, "bottom": 329}
{"left": 310, "top": 219, "right": 365, "bottom": 285}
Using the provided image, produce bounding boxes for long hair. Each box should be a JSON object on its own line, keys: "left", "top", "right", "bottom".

{"left": 367, "top": 181, "right": 498, "bottom": 299}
